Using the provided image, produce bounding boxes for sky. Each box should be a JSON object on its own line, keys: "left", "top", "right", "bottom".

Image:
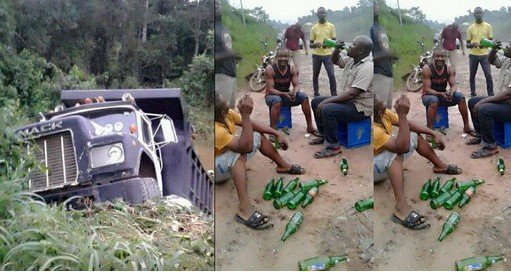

{"left": 228, "top": 0, "right": 509, "bottom": 24}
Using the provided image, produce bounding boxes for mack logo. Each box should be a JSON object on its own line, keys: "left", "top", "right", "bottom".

{"left": 19, "top": 121, "right": 63, "bottom": 137}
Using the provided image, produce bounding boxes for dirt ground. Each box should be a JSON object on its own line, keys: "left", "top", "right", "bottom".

{"left": 215, "top": 50, "right": 374, "bottom": 270}
{"left": 374, "top": 50, "right": 511, "bottom": 270}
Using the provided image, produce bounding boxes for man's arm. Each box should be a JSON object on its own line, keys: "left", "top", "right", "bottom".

{"left": 383, "top": 98, "right": 411, "bottom": 153}
{"left": 321, "top": 87, "right": 362, "bottom": 105}
{"left": 290, "top": 66, "right": 300, "bottom": 91}
{"left": 475, "top": 88, "right": 511, "bottom": 106}
{"left": 331, "top": 47, "right": 345, "bottom": 68}
{"left": 488, "top": 47, "right": 500, "bottom": 66}
{"left": 226, "top": 98, "right": 254, "bottom": 153}
{"left": 447, "top": 66, "right": 457, "bottom": 93}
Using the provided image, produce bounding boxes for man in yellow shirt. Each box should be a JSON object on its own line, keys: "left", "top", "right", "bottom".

{"left": 310, "top": 7, "right": 337, "bottom": 97}
{"left": 466, "top": 7, "right": 494, "bottom": 97}
{"left": 373, "top": 95, "right": 462, "bottom": 230}
{"left": 215, "top": 94, "right": 305, "bottom": 230}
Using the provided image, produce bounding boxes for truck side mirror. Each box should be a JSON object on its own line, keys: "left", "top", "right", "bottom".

{"left": 161, "top": 118, "right": 178, "bottom": 144}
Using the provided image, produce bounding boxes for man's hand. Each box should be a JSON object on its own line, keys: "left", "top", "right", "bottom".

{"left": 237, "top": 94, "right": 254, "bottom": 117}
{"left": 433, "top": 132, "right": 446, "bottom": 150}
{"left": 311, "top": 42, "right": 322, "bottom": 48}
{"left": 469, "top": 42, "right": 479, "bottom": 48}
{"left": 440, "top": 92, "right": 452, "bottom": 101}
{"left": 276, "top": 132, "right": 289, "bottom": 150}
{"left": 394, "top": 95, "right": 410, "bottom": 116}
{"left": 284, "top": 92, "right": 296, "bottom": 102}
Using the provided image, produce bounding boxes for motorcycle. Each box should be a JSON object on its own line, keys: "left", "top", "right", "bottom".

{"left": 404, "top": 40, "right": 432, "bottom": 92}
{"left": 248, "top": 40, "right": 277, "bottom": 92}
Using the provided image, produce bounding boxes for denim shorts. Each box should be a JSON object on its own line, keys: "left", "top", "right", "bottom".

{"left": 422, "top": 92, "right": 464, "bottom": 107}
{"left": 265, "top": 91, "right": 308, "bottom": 107}
{"left": 214, "top": 132, "right": 261, "bottom": 183}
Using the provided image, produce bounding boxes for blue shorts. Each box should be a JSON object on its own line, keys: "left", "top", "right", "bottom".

{"left": 265, "top": 91, "right": 308, "bottom": 107}
{"left": 422, "top": 92, "right": 465, "bottom": 107}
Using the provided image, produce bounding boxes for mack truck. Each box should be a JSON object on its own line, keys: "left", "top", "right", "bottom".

{"left": 16, "top": 89, "right": 213, "bottom": 214}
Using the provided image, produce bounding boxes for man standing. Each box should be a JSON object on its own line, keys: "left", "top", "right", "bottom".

{"left": 310, "top": 7, "right": 337, "bottom": 97}
{"left": 215, "top": 0, "right": 237, "bottom": 107}
{"left": 308, "top": 36, "right": 373, "bottom": 158}
{"left": 284, "top": 23, "right": 309, "bottom": 74}
{"left": 370, "top": 0, "right": 396, "bottom": 109}
{"left": 466, "top": 7, "right": 494, "bottom": 97}
{"left": 440, "top": 23, "right": 465, "bottom": 72}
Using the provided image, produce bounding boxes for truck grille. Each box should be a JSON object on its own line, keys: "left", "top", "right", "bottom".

{"left": 29, "top": 131, "right": 77, "bottom": 192}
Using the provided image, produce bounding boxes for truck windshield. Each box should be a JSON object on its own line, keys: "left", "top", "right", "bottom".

{"left": 76, "top": 108, "right": 138, "bottom": 136}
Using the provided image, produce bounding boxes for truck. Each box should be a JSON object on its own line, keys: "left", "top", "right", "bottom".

{"left": 16, "top": 89, "right": 213, "bottom": 214}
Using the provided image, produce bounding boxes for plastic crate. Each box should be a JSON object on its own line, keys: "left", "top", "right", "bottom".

{"left": 425, "top": 106, "right": 449, "bottom": 129}
{"left": 269, "top": 106, "right": 292, "bottom": 129}
{"left": 494, "top": 121, "right": 511, "bottom": 148}
{"left": 337, "top": 117, "right": 371, "bottom": 148}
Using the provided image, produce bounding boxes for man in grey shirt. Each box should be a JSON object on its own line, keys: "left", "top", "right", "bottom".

{"left": 308, "top": 35, "right": 374, "bottom": 158}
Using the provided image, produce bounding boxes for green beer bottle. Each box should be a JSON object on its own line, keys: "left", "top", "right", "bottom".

{"left": 457, "top": 179, "right": 485, "bottom": 192}
{"left": 274, "top": 136, "right": 281, "bottom": 149}
{"left": 322, "top": 38, "right": 339, "bottom": 48}
{"left": 263, "top": 178, "right": 275, "bottom": 201}
{"left": 302, "top": 187, "right": 319, "bottom": 208}
{"left": 430, "top": 177, "right": 441, "bottom": 199}
{"left": 281, "top": 212, "right": 304, "bottom": 242}
{"left": 283, "top": 178, "right": 299, "bottom": 195}
{"left": 438, "top": 212, "right": 461, "bottom": 241}
{"left": 430, "top": 189, "right": 454, "bottom": 209}
{"left": 272, "top": 177, "right": 284, "bottom": 198}
{"left": 300, "top": 179, "right": 328, "bottom": 192}
{"left": 479, "top": 38, "right": 496, "bottom": 49}
{"left": 340, "top": 158, "right": 349, "bottom": 175}
{"left": 439, "top": 178, "right": 456, "bottom": 195}
{"left": 455, "top": 255, "right": 506, "bottom": 271}
{"left": 288, "top": 190, "right": 307, "bottom": 210}
{"left": 497, "top": 157, "right": 505, "bottom": 175}
{"left": 459, "top": 186, "right": 476, "bottom": 208}
{"left": 355, "top": 197, "right": 374, "bottom": 212}
{"left": 273, "top": 189, "right": 297, "bottom": 209}
{"left": 298, "top": 255, "right": 349, "bottom": 271}
{"left": 444, "top": 189, "right": 464, "bottom": 210}
{"left": 431, "top": 136, "right": 438, "bottom": 149}
{"left": 420, "top": 179, "right": 432, "bottom": 200}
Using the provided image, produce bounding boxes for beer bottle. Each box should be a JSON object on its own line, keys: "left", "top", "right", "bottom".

{"left": 298, "top": 255, "right": 349, "bottom": 271}
{"left": 457, "top": 179, "right": 485, "bottom": 192}
{"left": 263, "top": 178, "right": 275, "bottom": 201}
{"left": 438, "top": 212, "right": 461, "bottom": 241}
{"left": 274, "top": 137, "right": 281, "bottom": 149}
{"left": 430, "top": 177, "right": 441, "bottom": 198}
{"left": 340, "top": 158, "right": 349, "bottom": 176}
{"left": 479, "top": 38, "right": 496, "bottom": 49}
{"left": 497, "top": 157, "right": 505, "bottom": 175}
{"left": 459, "top": 186, "right": 476, "bottom": 208}
{"left": 355, "top": 197, "right": 374, "bottom": 212}
{"left": 272, "top": 177, "right": 284, "bottom": 199}
{"left": 431, "top": 137, "right": 438, "bottom": 149}
{"left": 273, "top": 189, "right": 297, "bottom": 209}
{"left": 281, "top": 212, "right": 304, "bottom": 242}
{"left": 288, "top": 190, "right": 307, "bottom": 210}
{"left": 302, "top": 187, "right": 319, "bottom": 208}
{"left": 430, "top": 189, "right": 454, "bottom": 209}
{"left": 300, "top": 179, "right": 328, "bottom": 192}
{"left": 283, "top": 178, "right": 299, "bottom": 195}
{"left": 420, "top": 179, "right": 432, "bottom": 200}
{"left": 439, "top": 178, "right": 456, "bottom": 195}
{"left": 322, "top": 38, "right": 339, "bottom": 48}
{"left": 444, "top": 189, "right": 464, "bottom": 210}
{"left": 455, "top": 255, "right": 506, "bottom": 271}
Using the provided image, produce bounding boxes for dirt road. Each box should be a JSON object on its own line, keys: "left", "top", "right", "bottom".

{"left": 215, "top": 50, "right": 374, "bottom": 270}
{"left": 374, "top": 50, "right": 511, "bottom": 270}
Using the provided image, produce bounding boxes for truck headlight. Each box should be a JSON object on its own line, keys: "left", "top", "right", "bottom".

{"left": 90, "top": 143, "right": 125, "bottom": 168}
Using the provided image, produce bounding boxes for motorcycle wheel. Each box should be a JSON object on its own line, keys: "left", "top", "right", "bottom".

{"left": 249, "top": 71, "right": 266, "bottom": 92}
{"left": 405, "top": 71, "right": 423, "bottom": 92}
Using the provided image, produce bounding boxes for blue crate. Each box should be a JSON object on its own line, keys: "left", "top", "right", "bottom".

{"left": 494, "top": 121, "right": 511, "bottom": 148}
{"left": 337, "top": 117, "right": 371, "bottom": 148}
{"left": 426, "top": 106, "right": 449, "bottom": 129}
{"left": 269, "top": 106, "right": 292, "bottom": 129}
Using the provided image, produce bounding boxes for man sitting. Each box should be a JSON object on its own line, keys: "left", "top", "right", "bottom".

{"left": 466, "top": 41, "right": 511, "bottom": 158}
{"left": 373, "top": 95, "right": 462, "bottom": 230}
{"left": 308, "top": 35, "right": 373, "bottom": 158}
{"left": 215, "top": 94, "right": 306, "bottom": 230}
{"left": 265, "top": 47, "right": 317, "bottom": 135}
{"left": 421, "top": 47, "right": 474, "bottom": 136}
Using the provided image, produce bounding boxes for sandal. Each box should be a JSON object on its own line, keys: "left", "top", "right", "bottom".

{"left": 470, "top": 147, "right": 499, "bottom": 159}
{"left": 391, "top": 211, "right": 430, "bottom": 230}
{"left": 465, "top": 137, "right": 481, "bottom": 145}
{"left": 464, "top": 129, "right": 478, "bottom": 137}
{"left": 313, "top": 147, "right": 342, "bottom": 159}
{"left": 434, "top": 164, "right": 463, "bottom": 175}
{"left": 308, "top": 137, "right": 325, "bottom": 145}
{"left": 276, "top": 164, "right": 306, "bottom": 175}
{"left": 308, "top": 129, "right": 322, "bottom": 137}
{"left": 235, "top": 211, "right": 273, "bottom": 230}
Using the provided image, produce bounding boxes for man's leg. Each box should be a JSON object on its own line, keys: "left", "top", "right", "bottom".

{"left": 311, "top": 96, "right": 329, "bottom": 135}
{"left": 312, "top": 54, "right": 322, "bottom": 96}
{"left": 265, "top": 95, "right": 282, "bottom": 130}
{"left": 469, "top": 54, "right": 479, "bottom": 97}
{"left": 451, "top": 92, "right": 472, "bottom": 133}
{"left": 323, "top": 55, "right": 337, "bottom": 96}
{"left": 415, "top": 133, "right": 456, "bottom": 173}
{"left": 448, "top": 50, "right": 457, "bottom": 72}
{"left": 478, "top": 103, "right": 511, "bottom": 147}
{"left": 387, "top": 154, "right": 411, "bottom": 219}
{"left": 480, "top": 55, "right": 494, "bottom": 96}
{"left": 292, "top": 92, "right": 316, "bottom": 133}
{"left": 230, "top": 154, "right": 254, "bottom": 219}
{"left": 291, "top": 50, "right": 300, "bottom": 74}
{"left": 257, "top": 133, "right": 296, "bottom": 173}
{"left": 422, "top": 95, "right": 439, "bottom": 130}
{"left": 467, "top": 96, "right": 486, "bottom": 135}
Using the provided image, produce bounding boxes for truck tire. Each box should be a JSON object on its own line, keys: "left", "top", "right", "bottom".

{"left": 140, "top": 178, "right": 161, "bottom": 202}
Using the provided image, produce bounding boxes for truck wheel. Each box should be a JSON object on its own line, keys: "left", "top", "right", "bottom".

{"left": 140, "top": 178, "right": 161, "bottom": 202}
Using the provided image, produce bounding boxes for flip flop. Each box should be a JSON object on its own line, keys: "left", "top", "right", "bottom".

{"left": 465, "top": 137, "right": 481, "bottom": 145}
{"left": 470, "top": 148, "right": 499, "bottom": 159}
{"left": 391, "top": 211, "right": 430, "bottom": 230}
{"left": 235, "top": 211, "right": 273, "bottom": 230}
{"left": 464, "top": 129, "right": 478, "bottom": 137}
{"left": 313, "top": 147, "right": 342, "bottom": 159}
{"left": 308, "top": 137, "right": 325, "bottom": 145}
{"left": 276, "top": 164, "right": 306, "bottom": 175}
{"left": 434, "top": 164, "right": 463, "bottom": 175}
{"left": 308, "top": 130, "right": 322, "bottom": 137}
